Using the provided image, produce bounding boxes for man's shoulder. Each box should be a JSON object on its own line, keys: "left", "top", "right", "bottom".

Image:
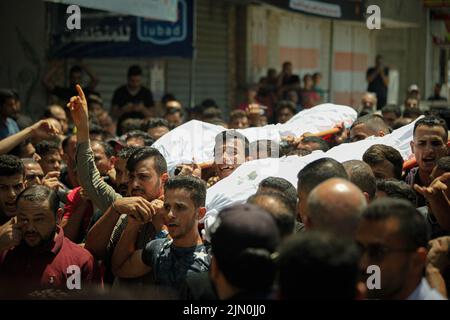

{"left": 113, "top": 85, "right": 128, "bottom": 94}
{"left": 60, "top": 236, "right": 94, "bottom": 263}
{"left": 142, "top": 238, "right": 171, "bottom": 267}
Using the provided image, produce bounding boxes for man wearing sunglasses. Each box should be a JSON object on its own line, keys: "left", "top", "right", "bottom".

{"left": 356, "top": 198, "right": 445, "bottom": 300}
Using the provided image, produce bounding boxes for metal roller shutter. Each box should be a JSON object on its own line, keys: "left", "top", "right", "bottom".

{"left": 167, "top": 0, "right": 229, "bottom": 112}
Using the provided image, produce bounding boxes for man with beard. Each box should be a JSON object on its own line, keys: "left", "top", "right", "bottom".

{"left": 111, "top": 176, "right": 209, "bottom": 294}
{"left": 69, "top": 86, "right": 164, "bottom": 288}
{"left": 207, "top": 130, "right": 250, "bottom": 187}
{"left": 355, "top": 198, "right": 444, "bottom": 300}
{"left": 0, "top": 155, "right": 26, "bottom": 225}
{"left": 0, "top": 185, "right": 94, "bottom": 298}
{"left": 404, "top": 116, "right": 449, "bottom": 207}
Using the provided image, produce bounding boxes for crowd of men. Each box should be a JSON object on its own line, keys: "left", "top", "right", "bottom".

{"left": 0, "top": 60, "right": 449, "bottom": 300}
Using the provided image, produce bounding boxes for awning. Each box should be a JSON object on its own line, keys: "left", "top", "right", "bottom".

{"left": 44, "top": 0, "right": 178, "bottom": 22}
{"left": 257, "top": 0, "right": 366, "bottom": 21}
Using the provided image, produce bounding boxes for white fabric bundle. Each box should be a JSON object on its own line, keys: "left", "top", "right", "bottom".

{"left": 153, "top": 103, "right": 357, "bottom": 173}
{"left": 203, "top": 117, "right": 420, "bottom": 240}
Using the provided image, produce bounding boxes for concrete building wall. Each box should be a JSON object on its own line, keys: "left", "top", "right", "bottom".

{"left": 366, "top": 0, "right": 430, "bottom": 103}
{"left": 0, "top": 0, "right": 48, "bottom": 119}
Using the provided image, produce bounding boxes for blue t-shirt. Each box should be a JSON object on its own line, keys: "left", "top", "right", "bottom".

{"left": 0, "top": 117, "right": 20, "bottom": 139}
{"left": 141, "top": 238, "right": 210, "bottom": 291}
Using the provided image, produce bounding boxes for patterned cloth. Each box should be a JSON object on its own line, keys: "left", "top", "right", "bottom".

{"left": 142, "top": 238, "right": 210, "bottom": 291}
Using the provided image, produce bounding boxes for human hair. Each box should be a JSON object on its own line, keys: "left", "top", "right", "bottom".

{"left": 9, "top": 139, "right": 32, "bottom": 158}
{"left": 42, "top": 104, "right": 64, "bottom": 119}
{"left": 301, "top": 136, "right": 330, "bottom": 152}
{"left": 142, "top": 118, "right": 169, "bottom": 131}
{"left": 161, "top": 93, "right": 176, "bottom": 105}
{"left": 249, "top": 140, "right": 280, "bottom": 159}
{"left": 247, "top": 192, "right": 295, "bottom": 238}
{"left": 392, "top": 117, "right": 413, "bottom": 130}
{"left": 297, "top": 158, "right": 348, "bottom": 193}
{"left": 342, "top": 160, "right": 377, "bottom": 201}
{"left": 0, "top": 88, "right": 15, "bottom": 107}
{"left": 375, "top": 180, "right": 417, "bottom": 206}
{"left": 16, "top": 185, "right": 59, "bottom": 217}
{"left": 89, "top": 123, "right": 107, "bottom": 138}
{"left": 276, "top": 101, "right": 296, "bottom": 116}
{"left": 69, "top": 65, "right": 82, "bottom": 75}
{"left": 91, "top": 140, "right": 114, "bottom": 158}
{"left": 62, "top": 135, "right": 75, "bottom": 154}
{"left": 362, "top": 198, "right": 430, "bottom": 249}
{"left": 403, "top": 108, "right": 423, "bottom": 119}
{"left": 214, "top": 130, "right": 250, "bottom": 158}
{"left": 258, "top": 177, "right": 297, "bottom": 212}
{"left": 413, "top": 116, "right": 448, "bottom": 141}
{"left": 362, "top": 144, "right": 404, "bottom": 180}
{"left": 117, "top": 112, "right": 145, "bottom": 136}
{"left": 350, "top": 114, "right": 390, "bottom": 135}
{"left": 0, "top": 154, "right": 24, "bottom": 177}
{"left": 436, "top": 156, "right": 450, "bottom": 172}
{"left": 117, "top": 146, "right": 143, "bottom": 160}
{"left": 127, "top": 65, "right": 142, "bottom": 77}
{"left": 382, "top": 105, "right": 401, "bottom": 118}
{"left": 34, "top": 140, "right": 60, "bottom": 158}
{"left": 164, "top": 176, "right": 206, "bottom": 208}
{"left": 126, "top": 146, "right": 167, "bottom": 175}
{"left": 125, "top": 130, "right": 155, "bottom": 147}
{"left": 202, "top": 107, "right": 222, "bottom": 121}
{"left": 277, "top": 231, "right": 360, "bottom": 300}
{"left": 229, "top": 110, "right": 248, "bottom": 122}
{"left": 201, "top": 98, "right": 219, "bottom": 109}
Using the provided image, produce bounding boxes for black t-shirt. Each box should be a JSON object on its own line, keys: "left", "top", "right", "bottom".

{"left": 141, "top": 238, "right": 210, "bottom": 291}
{"left": 366, "top": 67, "right": 389, "bottom": 95}
{"left": 112, "top": 85, "right": 154, "bottom": 109}
{"left": 52, "top": 86, "right": 94, "bottom": 104}
{"left": 282, "top": 75, "right": 301, "bottom": 87}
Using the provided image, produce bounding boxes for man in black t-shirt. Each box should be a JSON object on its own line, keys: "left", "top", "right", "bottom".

{"left": 277, "top": 62, "right": 301, "bottom": 99}
{"left": 43, "top": 63, "right": 98, "bottom": 105}
{"left": 111, "top": 65, "right": 154, "bottom": 120}
{"left": 111, "top": 176, "right": 210, "bottom": 293}
{"left": 366, "top": 55, "right": 389, "bottom": 110}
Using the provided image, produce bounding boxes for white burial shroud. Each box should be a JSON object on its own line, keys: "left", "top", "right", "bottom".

{"left": 152, "top": 103, "right": 357, "bottom": 173}
{"left": 202, "top": 117, "right": 420, "bottom": 240}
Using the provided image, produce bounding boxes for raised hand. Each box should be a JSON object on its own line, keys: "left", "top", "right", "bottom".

{"left": 414, "top": 173, "right": 450, "bottom": 200}
{"left": 427, "top": 236, "right": 450, "bottom": 272}
{"left": 67, "top": 84, "right": 89, "bottom": 131}
{"left": 112, "top": 197, "right": 156, "bottom": 225}
{"left": 176, "top": 162, "right": 202, "bottom": 179}
{"left": 42, "top": 171, "right": 61, "bottom": 191}
{"left": 0, "top": 217, "right": 23, "bottom": 251}
{"left": 30, "top": 119, "right": 61, "bottom": 139}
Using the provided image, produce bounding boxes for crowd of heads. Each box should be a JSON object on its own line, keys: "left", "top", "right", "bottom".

{"left": 0, "top": 61, "right": 449, "bottom": 300}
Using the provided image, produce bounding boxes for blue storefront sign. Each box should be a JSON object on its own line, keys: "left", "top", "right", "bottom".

{"left": 49, "top": 0, "right": 193, "bottom": 58}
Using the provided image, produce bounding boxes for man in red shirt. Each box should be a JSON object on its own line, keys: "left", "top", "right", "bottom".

{"left": 0, "top": 185, "right": 95, "bottom": 298}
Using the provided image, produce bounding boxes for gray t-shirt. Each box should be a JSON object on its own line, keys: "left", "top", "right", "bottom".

{"left": 142, "top": 239, "right": 210, "bottom": 291}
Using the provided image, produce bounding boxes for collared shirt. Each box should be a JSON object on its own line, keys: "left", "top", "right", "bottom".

{"left": 407, "top": 278, "right": 446, "bottom": 300}
{"left": 0, "top": 226, "right": 95, "bottom": 298}
{"left": 0, "top": 117, "right": 20, "bottom": 139}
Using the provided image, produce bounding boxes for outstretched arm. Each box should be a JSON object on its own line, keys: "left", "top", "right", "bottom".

{"left": 414, "top": 173, "right": 450, "bottom": 231}
{"left": 0, "top": 120, "right": 60, "bottom": 155}
{"left": 68, "top": 85, "right": 121, "bottom": 212}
